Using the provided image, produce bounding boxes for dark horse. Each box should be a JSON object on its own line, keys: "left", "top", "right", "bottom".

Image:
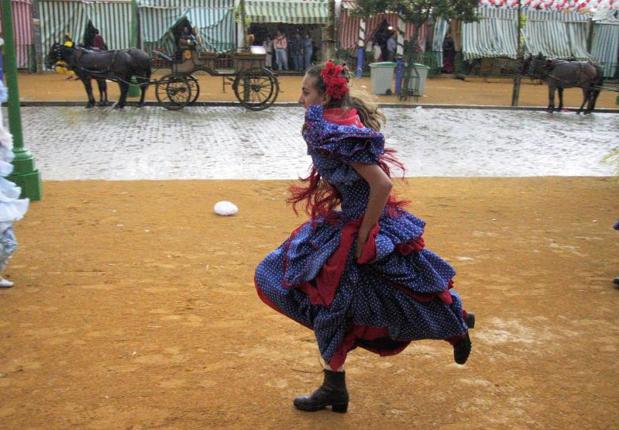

{"left": 522, "top": 53, "right": 604, "bottom": 114}
{"left": 46, "top": 43, "right": 151, "bottom": 109}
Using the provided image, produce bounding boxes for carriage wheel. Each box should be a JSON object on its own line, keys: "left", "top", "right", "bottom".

{"left": 233, "top": 68, "right": 279, "bottom": 111}
{"left": 187, "top": 75, "right": 200, "bottom": 105}
{"left": 155, "top": 74, "right": 192, "bottom": 111}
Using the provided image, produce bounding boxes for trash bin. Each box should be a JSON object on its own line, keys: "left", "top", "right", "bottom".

{"left": 406, "top": 63, "right": 430, "bottom": 96}
{"left": 369, "top": 62, "right": 396, "bottom": 95}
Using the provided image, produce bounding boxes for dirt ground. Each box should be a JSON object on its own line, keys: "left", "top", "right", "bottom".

{"left": 17, "top": 70, "right": 619, "bottom": 109}
{"left": 0, "top": 178, "right": 618, "bottom": 429}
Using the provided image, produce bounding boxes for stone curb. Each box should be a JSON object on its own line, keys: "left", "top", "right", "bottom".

{"left": 7, "top": 101, "right": 619, "bottom": 113}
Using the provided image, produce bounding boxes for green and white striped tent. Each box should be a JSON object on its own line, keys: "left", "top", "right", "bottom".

{"left": 591, "top": 9, "right": 619, "bottom": 77}
{"left": 138, "top": 0, "right": 235, "bottom": 54}
{"left": 461, "top": 8, "right": 518, "bottom": 60}
{"left": 432, "top": 18, "right": 450, "bottom": 68}
{"left": 522, "top": 9, "right": 590, "bottom": 59}
{"left": 462, "top": 7, "right": 590, "bottom": 61}
{"left": 243, "top": 0, "right": 329, "bottom": 24}
{"left": 39, "top": 0, "right": 133, "bottom": 68}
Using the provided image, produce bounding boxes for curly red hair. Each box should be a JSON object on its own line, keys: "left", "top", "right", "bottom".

{"left": 288, "top": 149, "right": 408, "bottom": 220}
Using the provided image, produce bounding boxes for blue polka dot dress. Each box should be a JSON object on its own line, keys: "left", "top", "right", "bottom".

{"left": 255, "top": 105, "right": 470, "bottom": 369}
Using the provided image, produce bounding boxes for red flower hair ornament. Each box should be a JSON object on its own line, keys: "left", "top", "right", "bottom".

{"left": 320, "top": 60, "right": 349, "bottom": 100}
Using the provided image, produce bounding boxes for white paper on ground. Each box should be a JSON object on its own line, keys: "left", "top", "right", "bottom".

{"left": 213, "top": 201, "right": 239, "bottom": 216}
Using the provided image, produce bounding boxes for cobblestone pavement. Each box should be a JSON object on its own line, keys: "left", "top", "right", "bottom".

{"left": 17, "top": 106, "right": 619, "bottom": 180}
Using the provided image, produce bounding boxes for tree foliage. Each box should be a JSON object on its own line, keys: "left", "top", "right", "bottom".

{"left": 353, "top": 0, "right": 478, "bottom": 26}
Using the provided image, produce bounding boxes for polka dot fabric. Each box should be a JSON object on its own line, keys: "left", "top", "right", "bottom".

{"left": 255, "top": 105, "right": 470, "bottom": 367}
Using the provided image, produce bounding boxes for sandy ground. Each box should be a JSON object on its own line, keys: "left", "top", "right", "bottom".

{"left": 17, "top": 71, "right": 619, "bottom": 109}
{"left": 1, "top": 178, "right": 618, "bottom": 429}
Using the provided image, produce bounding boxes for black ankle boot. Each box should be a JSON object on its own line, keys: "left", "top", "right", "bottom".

{"left": 465, "top": 312, "right": 475, "bottom": 329}
{"left": 293, "top": 369, "right": 349, "bottom": 413}
{"left": 453, "top": 332, "right": 472, "bottom": 365}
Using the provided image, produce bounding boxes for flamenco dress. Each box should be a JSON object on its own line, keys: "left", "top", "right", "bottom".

{"left": 255, "top": 105, "right": 470, "bottom": 369}
{"left": 0, "top": 81, "right": 29, "bottom": 277}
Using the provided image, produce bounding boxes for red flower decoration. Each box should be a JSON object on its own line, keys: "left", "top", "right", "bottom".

{"left": 321, "top": 60, "right": 349, "bottom": 100}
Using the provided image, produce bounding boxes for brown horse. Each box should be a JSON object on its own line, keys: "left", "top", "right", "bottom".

{"left": 522, "top": 53, "right": 604, "bottom": 114}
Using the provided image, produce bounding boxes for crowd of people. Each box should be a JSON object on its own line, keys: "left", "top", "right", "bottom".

{"left": 369, "top": 20, "right": 397, "bottom": 62}
{"left": 261, "top": 30, "right": 315, "bottom": 72}
{"left": 367, "top": 19, "right": 456, "bottom": 74}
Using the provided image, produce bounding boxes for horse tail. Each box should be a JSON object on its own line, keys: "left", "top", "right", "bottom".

{"left": 594, "top": 64, "right": 604, "bottom": 87}
{"left": 586, "top": 64, "right": 604, "bottom": 112}
{"left": 141, "top": 55, "right": 152, "bottom": 84}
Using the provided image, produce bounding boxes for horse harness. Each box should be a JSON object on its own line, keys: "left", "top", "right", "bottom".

{"left": 70, "top": 48, "right": 123, "bottom": 80}
{"left": 545, "top": 61, "right": 598, "bottom": 88}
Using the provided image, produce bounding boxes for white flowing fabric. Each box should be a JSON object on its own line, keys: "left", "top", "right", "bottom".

{"left": 0, "top": 81, "right": 29, "bottom": 271}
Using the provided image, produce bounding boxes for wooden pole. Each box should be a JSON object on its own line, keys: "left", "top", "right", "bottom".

{"left": 511, "top": 0, "right": 523, "bottom": 107}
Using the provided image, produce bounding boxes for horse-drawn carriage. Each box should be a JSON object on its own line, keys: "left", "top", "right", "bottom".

{"left": 46, "top": 25, "right": 279, "bottom": 111}
{"left": 152, "top": 46, "right": 279, "bottom": 111}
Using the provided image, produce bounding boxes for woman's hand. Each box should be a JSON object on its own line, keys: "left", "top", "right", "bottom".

{"left": 355, "top": 230, "right": 369, "bottom": 259}
{"left": 350, "top": 162, "right": 392, "bottom": 261}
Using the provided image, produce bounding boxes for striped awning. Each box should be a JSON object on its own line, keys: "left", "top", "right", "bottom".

{"left": 38, "top": 0, "right": 133, "bottom": 68}
{"left": 137, "top": 0, "right": 233, "bottom": 10}
{"left": 138, "top": 0, "right": 235, "bottom": 53}
{"left": 337, "top": 9, "right": 428, "bottom": 52}
{"left": 462, "top": 8, "right": 518, "bottom": 60}
{"left": 462, "top": 7, "right": 591, "bottom": 60}
{"left": 591, "top": 23, "right": 619, "bottom": 77}
{"left": 0, "top": 0, "right": 33, "bottom": 68}
{"left": 432, "top": 18, "right": 450, "bottom": 68}
{"left": 244, "top": 0, "right": 330, "bottom": 24}
{"left": 522, "top": 10, "right": 590, "bottom": 60}
{"left": 141, "top": 7, "right": 234, "bottom": 53}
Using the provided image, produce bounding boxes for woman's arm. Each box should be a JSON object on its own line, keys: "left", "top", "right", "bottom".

{"left": 351, "top": 162, "right": 393, "bottom": 258}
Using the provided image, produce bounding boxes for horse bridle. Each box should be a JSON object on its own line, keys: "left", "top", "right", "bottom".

{"left": 58, "top": 45, "right": 120, "bottom": 78}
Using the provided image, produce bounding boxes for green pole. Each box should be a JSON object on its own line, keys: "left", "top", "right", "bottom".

{"left": 1, "top": 0, "right": 42, "bottom": 200}
{"left": 131, "top": 0, "right": 138, "bottom": 48}
{"left": 127, "top": 0, "right": 140, "bottom": 97}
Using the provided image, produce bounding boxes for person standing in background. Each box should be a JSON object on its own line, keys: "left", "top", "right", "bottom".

{"left": 263, "top": 35, "right": 274, "bottom": 69}
{"left": 442, "top": 33, "right": 455, "bottom": 74}
{"left": 274, "top": 31, "right": 288, "bottom": 71}
{"left": 83, "top": 21, "right": 106, "bottom": 51}
{"left": 303, "top": 32, "right": 313, "bottom": 70}
{"left": 92, "top": 30, "right": 108, "bottom": 51}
{"left": 386, "top": 33, "right": 396, "bottom": 62}
{"left": 290, "top": 32, "right": 303, "bottom": 71}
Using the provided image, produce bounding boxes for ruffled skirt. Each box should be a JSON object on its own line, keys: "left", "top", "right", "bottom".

{"left": 255, "top": 210, "right": 470, "bottom": 369}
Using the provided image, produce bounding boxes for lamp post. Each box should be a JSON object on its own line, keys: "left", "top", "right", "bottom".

{"left": 1, "top": 0, "right": 42, "bottom": 200}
